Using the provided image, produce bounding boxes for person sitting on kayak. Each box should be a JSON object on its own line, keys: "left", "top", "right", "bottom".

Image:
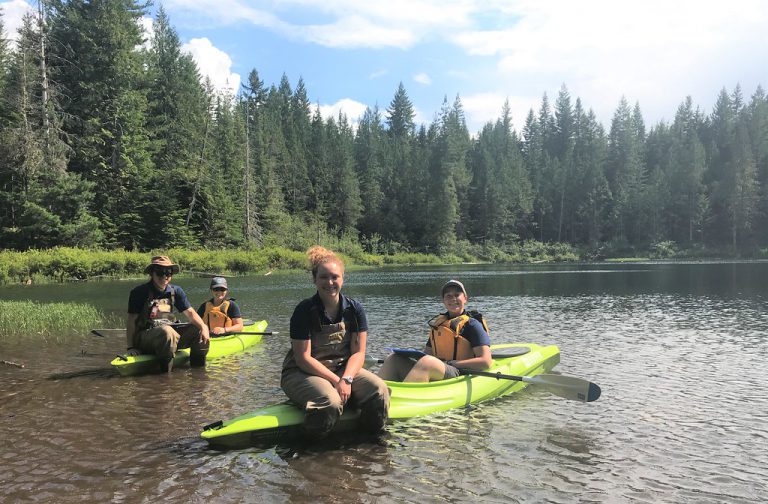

{"left": 281, "top": 246, "right": 390, "bottom": 438}
{"left": 126, "top": 256, "right": 210, "bottom": 372}
{"left": 377, "top": 279, "right": 492, "bottom": 382}
{"left": 197, "top": 277, "right": 244, "bottom": 336}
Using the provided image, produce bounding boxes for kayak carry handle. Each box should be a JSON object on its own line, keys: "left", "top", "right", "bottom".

{"left": 203, "top": 420, "right": 224, "bottom": 431}
{"left": 116, "top": 354, "right": 129, "bottom": 362}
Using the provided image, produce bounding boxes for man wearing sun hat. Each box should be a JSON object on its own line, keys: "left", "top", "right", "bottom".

{"left": 125, "top": 255, "right": 210, "bottom": 372}
{"left": 377, "top": 279, "right": 492, "bottom": 382}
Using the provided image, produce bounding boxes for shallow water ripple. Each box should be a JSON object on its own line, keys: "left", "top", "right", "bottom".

{"left": 1, "top": 263, "right": 767, "bottom": 502}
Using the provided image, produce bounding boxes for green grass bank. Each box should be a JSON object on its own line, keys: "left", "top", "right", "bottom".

{"left": 0, "top": 242, "right": 580, "bottom": 286}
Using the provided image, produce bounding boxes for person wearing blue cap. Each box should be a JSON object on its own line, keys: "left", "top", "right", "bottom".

{"left": 377, "top": 279, "right": 492, "bottom": 382}
{"left": 197, "top": 277, "right": 244, "bottom": 335}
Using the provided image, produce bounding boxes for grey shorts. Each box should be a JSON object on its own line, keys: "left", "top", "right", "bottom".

{"left": 444, "top": 364, "right": 461, "bottom": 379}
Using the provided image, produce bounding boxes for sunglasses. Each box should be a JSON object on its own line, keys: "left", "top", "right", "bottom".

{"left": 212, "top": 287, "right": 227, "bottom": 292}
{"left": 154, "top": 268, "right": 174, "bottom": 277}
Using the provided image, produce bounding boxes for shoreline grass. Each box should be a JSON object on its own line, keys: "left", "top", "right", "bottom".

{"left": 0, "top": 300, "right": 110, "bottom": 341}
{"left": 1, "top": 243, "right": 764, "bottom": 286}
{"left": 0, "top": 244, "right": 580, "bottom": 286}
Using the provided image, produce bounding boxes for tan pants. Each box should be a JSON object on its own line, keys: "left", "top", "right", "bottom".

{"left": 136, "top": 324, "right": 208, "bottom": 360}
{"left": 281, "top": 367, "right": 390, "bottom": 438}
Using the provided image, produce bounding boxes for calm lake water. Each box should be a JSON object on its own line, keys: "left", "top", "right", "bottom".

{"left": 1, "top": 262, "right": 766, "bottom": 503}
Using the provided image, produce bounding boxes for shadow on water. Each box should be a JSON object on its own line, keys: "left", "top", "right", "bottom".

{"left": 199, "top": 431, "right": 389, "bottom": 459}
{"left": 44, "top": 349, "right": 121, "bottom": 379}
{"left": 47, "top": 367, "right": 118, "bottom": 380}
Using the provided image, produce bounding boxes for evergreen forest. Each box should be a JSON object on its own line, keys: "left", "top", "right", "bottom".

{"left": 1, "top": 2, "right": 767, "bottom": 259}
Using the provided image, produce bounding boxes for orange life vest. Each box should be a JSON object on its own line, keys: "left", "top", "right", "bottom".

{"left": 427, "top": 311, "right": 490, "bottom": 361}
{"left": 201, "top": 299, "right": 232, "bottom": 331}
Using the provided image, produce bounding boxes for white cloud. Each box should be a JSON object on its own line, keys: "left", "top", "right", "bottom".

{"left": 149, "top": 0, "right": 768, "bottom": 128}
{"left": 0, "top": 0, "right": 32, "bottom": 42}
{"left": 164, "top": 0, "right": 475, "bottom": 49}
{"left": 413, "top": 73, "right": 431, "bottom": 86}
{"left": 303, "top": 15, "right": 415, "bottom": 49}
{"left": 316, "top": 98, "right": 368, "bottom": 126}
{"left": 300, "top": 0, "right": 474, "bottom": 26}
{"left": 451, "top": 0, "right": 768, "bottom": 125}
{"left": 412, "top": 106, "right": 429, "bottom": 128}
{"left": 137, "top": 16, "right": 154, "bottom": 51}
{"left": 165, "top": 0, "right": 285, "bottom": 28}
{"left": 181, "top": 37, "right": 241, "bottom": 95}
{"left": 460, "top": 92, "right": 535, "bottom": 133}
{"left": 369, "top": 69, "right": 388, "bottom": 79}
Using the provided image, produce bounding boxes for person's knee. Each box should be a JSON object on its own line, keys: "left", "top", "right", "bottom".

{"left": 406, "top": 355, "right": 444, "bottom": 382}
{"left": 303, "top": 397, "right": 342, "bottom": 437}
{"left": 148, "top": 326, "right": 179, "bottom": 358}
{"left": 413, "top": 355, "right": 440, "bottom": 374}
{"left": 418, "top": 355, "right": 441, "bottom": 367}
{"left": 161, "top": 326, "right": 180, "bottom": 345}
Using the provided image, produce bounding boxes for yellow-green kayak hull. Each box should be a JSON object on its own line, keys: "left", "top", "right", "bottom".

{"left": 110, "top": 319, "right": 268, "bottom": 376}
{"left": 201, "top": 343, "right": 560, "bottom": 448}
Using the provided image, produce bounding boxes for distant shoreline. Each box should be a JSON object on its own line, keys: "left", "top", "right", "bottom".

{"left": 1, "top": 245, "right": 761, "bottom": 286}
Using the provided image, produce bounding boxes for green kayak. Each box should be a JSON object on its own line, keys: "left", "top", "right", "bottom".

{"left": 201, "top": 342, "right": 560, "bottom": 448}
{"left": 110, "top": 319, "right": 268, "bottom": 376}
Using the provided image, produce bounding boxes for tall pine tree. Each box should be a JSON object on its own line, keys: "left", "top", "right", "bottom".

{"left": 48, "top": 0, "right": 152, "bottom": 249}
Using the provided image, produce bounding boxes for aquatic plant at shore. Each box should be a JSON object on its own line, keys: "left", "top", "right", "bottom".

{"left": 0, "top": 300, "right": 106, "bottom": 340}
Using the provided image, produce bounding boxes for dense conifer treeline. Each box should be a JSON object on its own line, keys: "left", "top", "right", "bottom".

{"left": 1, "top": 2, "right": 766, "bottom": 257}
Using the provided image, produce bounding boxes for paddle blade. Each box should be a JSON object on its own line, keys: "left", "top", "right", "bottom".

{"left": 524, "top": 373, "right": 601, "bottom": 402}
{"left": 363, "top": 357, "right": 384, "bottom": 369}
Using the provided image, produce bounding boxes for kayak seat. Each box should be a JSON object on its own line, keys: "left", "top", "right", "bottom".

{"left": 490, "top": 347, "right": 530, "bottom": 359}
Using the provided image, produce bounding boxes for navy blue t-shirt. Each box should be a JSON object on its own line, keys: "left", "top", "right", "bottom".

{"left": 425, "top": 314, "right": 491, "bottom": 349}
{"left": 290, "top": 293, "right": 368, "bottom": 340}
{"left": 197, "top": 299, "right": 242, "bottom": 319}
{"left": 127, "top": 282, "right": 192, "bottom": 314}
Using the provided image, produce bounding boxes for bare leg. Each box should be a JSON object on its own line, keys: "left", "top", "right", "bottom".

{"left": 403, "top": 355, "right": 447, "bottom": 382}
{"left": 376, "top": 353, "right": 414, "bottom": 381}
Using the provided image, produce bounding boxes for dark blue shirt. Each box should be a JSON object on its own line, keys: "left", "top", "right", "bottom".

{"left": 290, "top": 293, "right": 368, "bottom": 340}
{"left": 425, "top": 314, "right": 491, "bottom": 348}
{"left": 197, "top": 299, "right": 242, "bottom": 319}
{"left": 128, "top": 282, "right": 192, "bottom": 314}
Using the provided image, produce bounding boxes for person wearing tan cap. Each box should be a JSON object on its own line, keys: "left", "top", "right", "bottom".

{"left": 125, "top": 256, "right": 210, "bottom": 372}
{"left": 377, "top": 279, "right": 492, "bottom": 382}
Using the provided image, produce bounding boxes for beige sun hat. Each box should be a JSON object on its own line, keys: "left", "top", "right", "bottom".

{"left": 144, "top": 255, "right": 180, "bottom": 275}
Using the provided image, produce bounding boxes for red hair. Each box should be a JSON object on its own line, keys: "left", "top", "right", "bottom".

{"left": 307, "top": 246, "right": 345, "bottom": 279}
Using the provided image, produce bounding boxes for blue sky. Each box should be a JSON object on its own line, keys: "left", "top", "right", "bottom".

{"left": 2, "top": 0, "right": 767, "bottom": 134}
